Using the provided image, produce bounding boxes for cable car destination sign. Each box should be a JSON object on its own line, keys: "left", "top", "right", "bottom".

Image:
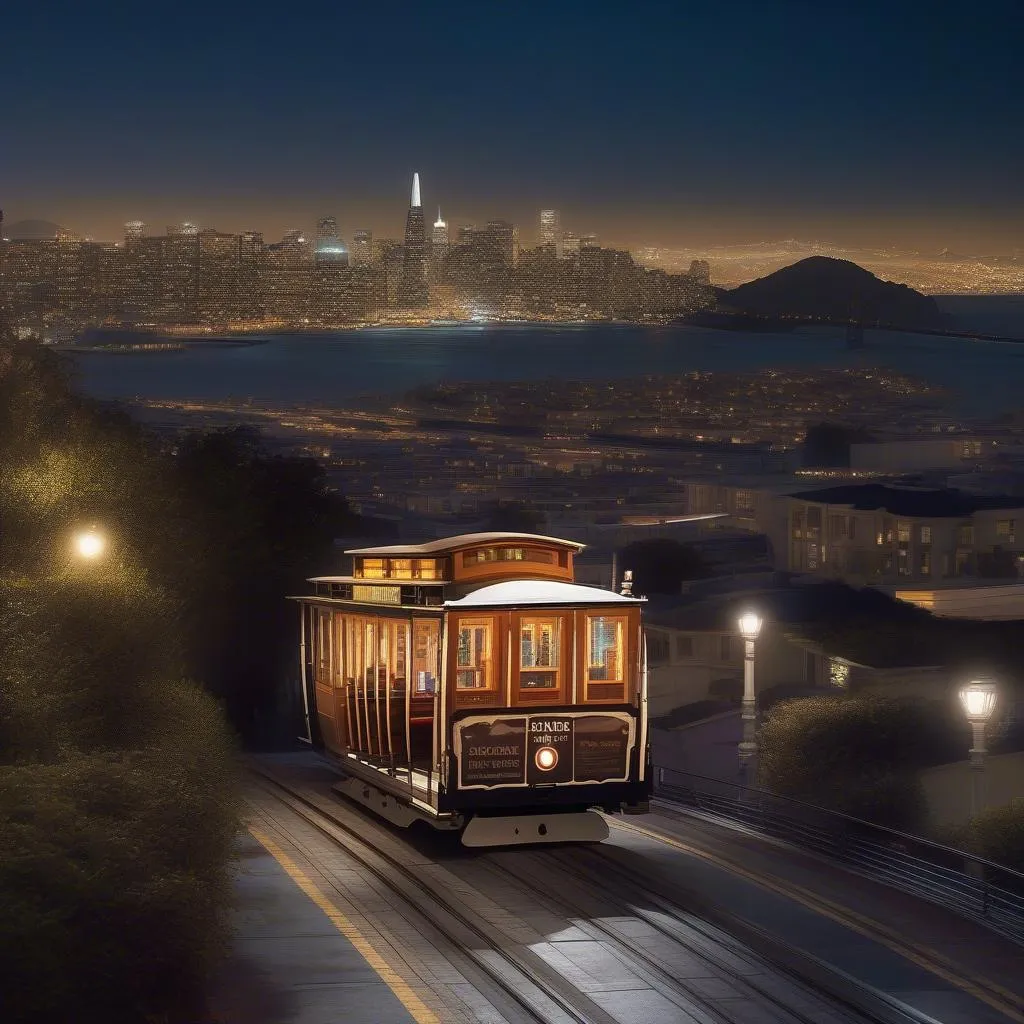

{"left": 455, "top": 712, "right": 634, "bottom": 789}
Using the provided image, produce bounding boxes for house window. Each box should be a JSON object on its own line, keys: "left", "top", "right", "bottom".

{"left": 957, "top": 525, "right": 975, "bottom": 547}
{"left": 646, "top": 632, "right": 670, "bottom": 665}
{"left": 919, "top": 526, "right": 932, "bottom": 545}
{"left": 675, "top": 635, "right": 694, "bottom": 658}
{"left": 519, "top": 617, "right": 561, "bottom": 688}
{"left": 455, "top": 617, "right": 493, "bottom": 689}
{"left": 587, "top": 615, "right": 625, "bottom": 683}
{"left": 996, "top": 520, "right": 1016, "bottom": 544}
{"left": 897, "top": 522, "right": 911, "bottom": 544}
{"left": 359, "top": 558, "right": 387, "bottom": 579}
{"left": 919, "top": 550, "right": 932, "bottom": 576}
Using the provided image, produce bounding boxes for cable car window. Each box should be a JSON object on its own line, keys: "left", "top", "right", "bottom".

{"left": 587, "top": 615, "right": 625, "bottom": 684}
{"left": 412, "top": 619, "right": 440, "bottom": 693}
{"left": 519, "top": 617, "right": 561, "bottom": 688}
{"left": 456, "top": 617, "right": 493, "bottom": 689}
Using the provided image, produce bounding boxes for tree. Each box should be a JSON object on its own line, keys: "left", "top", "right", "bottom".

{"left": 800, "top": 421, "right": 874, "bottom": 468}
{"left": 0, "top": 334, "right": 240, "bottom": 1022}
{"left": 481, "top": 501, "right": 545, "bottom": 534}
{"left": 619, "top": 538, "right": 709, "bottom": 595}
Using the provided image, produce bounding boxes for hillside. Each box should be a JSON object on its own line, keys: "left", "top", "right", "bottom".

{"left": 720, "top": 256, "right": 946, "bottom": 330}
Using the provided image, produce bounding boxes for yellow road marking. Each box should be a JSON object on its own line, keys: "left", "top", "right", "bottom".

{"left": 248, "top": 825, "right": 441, "bottom": 1024}
{"left": 613, "top": 818, "right": 1024, "bottom": 1024}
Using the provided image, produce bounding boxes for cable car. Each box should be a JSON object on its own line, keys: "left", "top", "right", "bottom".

{"left": 294, "top": 532, "right": 650, "bottom": 846}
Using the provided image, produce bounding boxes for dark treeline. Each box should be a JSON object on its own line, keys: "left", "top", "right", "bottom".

{"left": 0, "top": 330, "right": 385, "bottom": 1022}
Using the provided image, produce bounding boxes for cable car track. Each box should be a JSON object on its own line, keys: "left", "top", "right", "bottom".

{"left": 246, "top": 764, "right": 940, "bottom": 1024}
{"left": 488, "top": 843, "right": 937, "bottom": 1024}
{"left": 247, "top": 767, "right": 617, "bottom": 1024}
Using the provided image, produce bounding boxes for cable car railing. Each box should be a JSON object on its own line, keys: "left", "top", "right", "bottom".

{"left": 654, "top": 766, "right": 1024, "bottom": 945}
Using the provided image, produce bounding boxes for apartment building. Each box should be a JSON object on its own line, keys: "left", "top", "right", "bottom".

{"left": 786, "top": 484, "right": 1024, "bottom": 585}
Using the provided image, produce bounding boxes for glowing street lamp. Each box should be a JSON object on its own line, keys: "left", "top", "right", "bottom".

{"left": 959, "top": 679, "right": 998, "bottom": 818}
{"left": 73, "top": 528, "right": 107, "bottom": 561}
{"left": 737, "top": 611, "right": 763, "bottom": 784}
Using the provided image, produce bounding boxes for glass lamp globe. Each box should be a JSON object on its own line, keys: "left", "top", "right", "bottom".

{"left": 959, "top": 679, "right": 997, "bottom": 722}
{"left": 737, "top": 611, "right": 763, "bottom": 641}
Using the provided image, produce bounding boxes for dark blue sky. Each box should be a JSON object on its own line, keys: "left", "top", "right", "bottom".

{"left": 4, "top": 0, "right": 1021, "bottom": 250}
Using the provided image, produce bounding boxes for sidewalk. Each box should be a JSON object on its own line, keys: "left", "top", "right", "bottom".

{"left": 206, "top": 831, "right": 418, "bottom": 1024}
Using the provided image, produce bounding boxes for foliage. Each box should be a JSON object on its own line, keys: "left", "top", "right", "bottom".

{"left": 619, "top": 537, "right": 710, "bottom": 596}
{"left": 481, "top": 500, "right": 545, "bottom": 534}
{"left": 759, "top": 696, "right": 932, "bottom": 830}
{"left": 966, "top": 800, "right": 1024, "bottom": 873}
{"left": 800, "top": 421, "right": 874, "bottom": 468}
{"left": 1, "top": 333, "right": 244, "bottom": 1022}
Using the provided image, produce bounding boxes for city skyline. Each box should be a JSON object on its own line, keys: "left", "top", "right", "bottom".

{"left": 3, "top": 1, "right": 1021, "bottom": 255}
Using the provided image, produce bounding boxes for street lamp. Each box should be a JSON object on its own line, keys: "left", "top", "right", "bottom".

{"left": 73, "top": 527, "right": 107, "bottom": 561}
{"left": 958, "top": 679, "right": 998, "bottom": 819}
{"left": 737, "top": 611, "right": 763, "bottom": 785}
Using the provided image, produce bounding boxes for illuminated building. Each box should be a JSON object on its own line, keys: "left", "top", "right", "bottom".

{"left": 317, "top": 216, "right": 338, "bottom": 240}
{"left": 265, "top": 229, "right": 311, "bottom": 322}
{"left": 122, "top": 222, "right": 161, "bottom": 324}
{"left": 430, "top": 209, "right": 448, "bottom": 284}
{"left": 580, "top": 234, "right": 599, "bottom": 250}
{"left": 238, "top": 231, "right": 265, "bottom": 320}
{"left": 540, "top": 209, "right": 562, "bottom": 258}
{"left": 197, "top": 229, "right": 241, "bottom": 322}
{"left": 562, "top": 231, "right": 581, "bottom": 257}
{"left": 351, "top": 229, "right": 373, "bottom": 267}
{"left": 161, "top": 223, "right": 201, "bottom": 322}
{"left": 397, "top": 172, "right": 428, "bottom": 308}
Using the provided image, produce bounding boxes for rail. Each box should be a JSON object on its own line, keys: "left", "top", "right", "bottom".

{"left": 654, "top": 766, "right": 1024, "bottom": 945}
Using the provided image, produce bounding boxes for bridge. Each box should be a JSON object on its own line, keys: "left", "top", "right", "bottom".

{"left": 211, "top": 752, "right": 1024, "bottom": 1024}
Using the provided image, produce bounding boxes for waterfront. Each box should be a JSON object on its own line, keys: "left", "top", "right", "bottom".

{"left": 66, "top": 316, "right": 1024, "bottom": 419}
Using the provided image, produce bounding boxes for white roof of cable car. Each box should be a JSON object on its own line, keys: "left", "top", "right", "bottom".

{"left": 444, "top": 580, "right": 643, "bottom": 608}
{"left": 345, "top": 532, "right": 586, "bottom": 555}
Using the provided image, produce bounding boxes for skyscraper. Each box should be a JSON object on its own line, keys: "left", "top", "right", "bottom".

{"left": 540, "top": 209, "right": 562, "bottom": 259}
{"left": 397, "top": 172, "right": 428, "bottom": 309}
{"left": 430, "top": 208, "right": 448, "bottom": 284}
{"left": 317, "top": 216, "right": 338, "bottom": 240}
{"left": 351, "top": 229, "right": 373, "bottom": 267}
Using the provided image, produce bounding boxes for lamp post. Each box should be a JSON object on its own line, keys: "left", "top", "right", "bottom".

{"left": 958, "top": 679, "right": 998, "bottom": 819}
{"left": 737, "top": 611, "right": 763, "bottom": 786}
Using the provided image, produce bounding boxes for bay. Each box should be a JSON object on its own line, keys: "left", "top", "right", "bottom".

{"left": 65, "top": 317, "right": 1024, "bottom": 418}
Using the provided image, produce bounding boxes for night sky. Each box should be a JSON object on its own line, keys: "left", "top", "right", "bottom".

{"left": 4, "top": 0, "right": 1021, "bottom": 251}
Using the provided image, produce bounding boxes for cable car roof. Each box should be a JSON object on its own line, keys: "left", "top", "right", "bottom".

{"left": 444, "top": 579, "right": 644, "bottom": 608}
{"left": 345, "top": 532, "right": 586, "bottom": 556}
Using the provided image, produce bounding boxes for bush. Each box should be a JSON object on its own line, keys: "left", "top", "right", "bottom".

{"left": 968, "top": 800, "right": 1024, "bottom": 873}
{"left": 759, "top": 695, "right": 932, "bottom": 831}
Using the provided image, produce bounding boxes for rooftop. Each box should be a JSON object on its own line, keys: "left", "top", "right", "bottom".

{"left": 790, "top": 484, "right": 1024, "bottom": 518}
{"left": 345, "top": 531, "right": 586, "bottom": 556}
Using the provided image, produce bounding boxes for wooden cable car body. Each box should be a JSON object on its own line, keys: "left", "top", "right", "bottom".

{"left": 294, "top": 532, "right": 651, "bottom": 846}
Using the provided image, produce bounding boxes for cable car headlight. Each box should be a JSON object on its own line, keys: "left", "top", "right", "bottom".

{"left": 535, "top": 746, "right": 558, "bottom": 771}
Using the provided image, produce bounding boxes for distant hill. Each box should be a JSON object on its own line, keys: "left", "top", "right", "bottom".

{"left": 4, "top": 219, "right": 64, "bottom": 241}
{"left": 720, "top": 256, "right": 946, "bottom": 330}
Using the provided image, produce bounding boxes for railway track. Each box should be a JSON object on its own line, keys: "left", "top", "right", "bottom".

{"left": 244, "top": 763, "right": 945, "bottom": 1024}
{"left": 247, "top": 767, "right": 615, "bottom": 1023}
